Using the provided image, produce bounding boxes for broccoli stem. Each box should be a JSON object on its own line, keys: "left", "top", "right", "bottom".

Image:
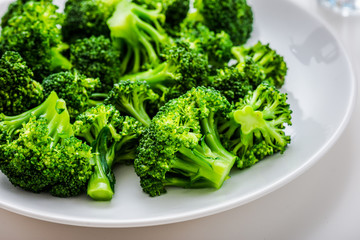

{"left": 87, "top": 126, "right": 116, "bottom": 201}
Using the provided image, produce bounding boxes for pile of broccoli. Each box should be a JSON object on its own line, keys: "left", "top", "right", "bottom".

{"left": 0, "top": 0, "right": 293, "bottom": 200}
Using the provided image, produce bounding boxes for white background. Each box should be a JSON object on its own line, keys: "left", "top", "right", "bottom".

{"left": 1, "top": 0, "right": 360, "bottom": 239}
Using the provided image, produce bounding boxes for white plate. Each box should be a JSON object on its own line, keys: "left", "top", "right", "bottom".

{"left": 0, "top": 0, "right": 356, "bottom": 228}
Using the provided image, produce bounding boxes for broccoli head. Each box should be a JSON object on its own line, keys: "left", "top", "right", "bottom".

{"left": 107, "top": 0, "right": 168, "bottom": 74}
{"left": 0, "top": 0, "right": 70, "bottom": 81}
{"left": 70, "top": 35, "right": 122, "bottom": 92}
{"left": 42, "top": 70, "right": 102, "bottom": 121}
{"left": 190, "top": 0, "right": 253, "bottom": 45}
{"left": 105, "top": 80, "right": 160, "bottom": 127}
{"left": 218, "top": 83, "right": 292, "bottom": 169}
{"left": 74, "top": 104, "right": 144, "bottom": 201}
{"left": 232, "top": 41, "right": 288, "bottom": 88}
{"left": 62, "top": 0, "right": 121, "bottom": 43}
{"left": 134, "top": 86, "right": 238, "bottom": 197}
{"left": 0, "top": 92, "right": 94, "bottom": 197}
{"left": 0, "top": 51, "right": 44, "bottom": 116}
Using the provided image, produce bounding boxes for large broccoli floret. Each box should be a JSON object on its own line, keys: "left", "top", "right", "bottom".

{"left": 178, "top": 21, "right": 234, "bottom": 70}
{"left": 107, "top": 0, "right": 169, "bottom": 74}
{"left": 0, "top": 0, "right": 71, "bottom": 81}
{"left": 134, "top": 86, "right": 238, "bottom": 197}
{"left": 62, "top": 0, "right": 121, "bottom": 43}
{"left": 118, "top": 40, "right": 210, "bottom": 103}
{"left": 104, "top": 80, "right": 160, "bottom": 127}
{"left": 190, "top": 0, "right": 253, "bottom": 45}
{"left": 41, "top": 70, "right": 102, "bottom": 121}
{"left": 218, "top": 83, "right": 292, "bottom": 169}
{"left": 232, "top": 41, "right": 288, "bottom": 88}
{"left": 69, "top": 35, "right": 122, "bottom": 92}
{"left": 0, "top": 92, "right": 94, "bottom": 197}
{"left": 73, "top": 104, "right": 144, "bottom": 201}
{"left": 133, "top": 0, "right": 190, "bottom": 29}
{"left": 0, "top": 51, "right": 44, "bottom": 116}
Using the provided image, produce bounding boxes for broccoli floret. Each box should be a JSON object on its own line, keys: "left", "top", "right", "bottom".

{"left": 73, "top": 104, "right": 144, "bottom": 200}
{"left": 62, "top": 0, "right": 121, "bottom": 43}
{"left": 0, "top": 51, "right": 44, "bottom": 116}
{"left": 218, "top": 83, "right": 292, "bottom": 169}
{"left": 107, "top": 0, "right": 168, "bottom": 74}
{"left": 118, "top": 40, "right": 210, "bottom": 103}
{"left": 0, "top": 0, "right": 71, "bottom": 81}
{"left": 190, "top": 0, "right": 253, "bottom": 45}
{"left": 69, "top": 35, "right": 122, "bottom": 92}
{"left": 0, "top": 92, "right": 93, "bottom": 197}
{"left": 105, "top": 80, "right": 160, "bottom": 127}
{"left": 133, "top": 0, "right": 190, "bottom": 29}
{"left": 178, "top": 21, "right": 234, "bottom": 70}
{"left": 232, "top": 41, "right": 288, "bottom": 88}
{"left": 41, "top": 70, "right": 102, "bottom": 121}
{"left": 134, "top": 86, "right": 238, "bottom": 197}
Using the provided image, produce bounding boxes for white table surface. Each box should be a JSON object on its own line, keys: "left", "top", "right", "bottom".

{"left": 1, "top": 0, "right": 360, "bottom": 239}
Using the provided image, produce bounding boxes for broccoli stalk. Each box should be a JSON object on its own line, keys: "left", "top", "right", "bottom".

{"left": 107, "top": 0, "right": 168, "bottom": 74}
{"left": 134, "top": 86, "right": 238, "bottom": 196}
{"left": 218, "top": 83, "right": 292, "bottom": 169}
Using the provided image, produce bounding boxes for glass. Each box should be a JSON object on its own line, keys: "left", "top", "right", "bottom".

{"left": 318, "top": 0, "right": 360, "bottom": 16}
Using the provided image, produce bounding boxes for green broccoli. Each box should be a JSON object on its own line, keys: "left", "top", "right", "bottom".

{"left": 41, "top": 69, "right": 102, "bottom": 121}
{"left": 73, "top": 104, "right": 144, "bottom": 201}
{"left": 118, "top": 40, "right": 210, "bottom": 103}
{"left": 218, "top": 83, "right": 292, "bottom": 169}
{"left": 232, "top": 41, "right": 288, "bottom": 88}
{"left": 0, "top": 0, "right": 71, "bottom": 81}
{"left": 0, "top": 91, "right": 94, "bottom": 197}
{"left": 189, "top": 0, "right": 253, "bottom": 45}
{"left": 62, "top": 0, "right": 121, "bottom": 43}
{"left": 69, "top": 35, "right": 122, "bottom": 92}
{"left": 0, "top": 51, "right": 44, "bottom": 116}
{"left": 107, "top": 0, "right": 169, "bottom": 74}
{"left": 134, "top": 86, "right": 238, "bottom": 197}
{"left": 105, "top": 80, "right": 160, "bottom": 127}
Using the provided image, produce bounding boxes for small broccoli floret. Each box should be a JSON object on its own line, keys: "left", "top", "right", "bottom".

{"left": 42, "top": 70, "right": 102, "bottom": 121}
{"left": 218, "top": 83, "right": 292, "bottom": 169}
{"left": 0, "top": 92, "right": 93, "bottom": 197}
{"left": 118, "top": 40, "right": 210, "bottom": 103}
{"left": 73, "top": 104, "right": 144, "bottom": 200}
{"left": 70, "top": 35, "right": 122, "bottom": 92}
{"left": 133, "top": 0, "right": 190, "bottom": 29}
{"left": 107, "top": 0, "right": 168, "bottom": 74}
{"left": 179, "top": 21, "right": 234, "bottom": 70}
{"left": 190, "top": 0, "right": 253, "bottom": 45}
{"left": 0, "top": 0, "right": 71, "bottom": 81}
{"left": 105, "top": 80, "right": 160, "bottom": 127}
{"left": 62, "top": 0, "right": 121, "bottom": 43}
{"left": 232, "top": 41, "right": 288, "bottom": 88}
{"left": 134, "top": 86, "right": 238, "bottom": 197}
{"left": 0, "top": 51, "right": 44, "bottom": 116}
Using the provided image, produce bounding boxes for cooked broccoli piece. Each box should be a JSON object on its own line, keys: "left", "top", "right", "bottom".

{"left": 0, "top": 0, "right": 71, "bottom": 81}
{"left": 105, "top": 80, "right": 160, "bottom": 127}
{"left": 190, "top": 0, "right": 253, "bottom": 45}
{"left": 0, "top": 51, "right": 44, "bottom": 116}
{"left": 62, "top": 0, "right": 121, "bottom": 43}
{"left": 178, "top": 21, "right": 234, "bottom": 70}
{"left": 134, "top": 86, "right": 238, "bottom": 197}
{"left": 41, "top": 70, "right": 102, "bottom": 121}
{"left": 118, "top": 40, "right": 210, "bottom": 103}
{"left": 73, "top": 104, "right": 144, "bottom": 201}
{"left": 0, "top": 91, "right": 93, "bottom": 197}
{"left": 218, "top": 83, "right": 292, "bottom": 169}
{"left": 133, "top": 0, "right": 190, "bottom": 29}
{"left": 232, "top": 41, "right": 288, "bottom": 88}
{"left": 107, "top": 0, "right": 168, "bottom": 74}
{"left": 69, "top": 35, "right": 122, "bottom": 92}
